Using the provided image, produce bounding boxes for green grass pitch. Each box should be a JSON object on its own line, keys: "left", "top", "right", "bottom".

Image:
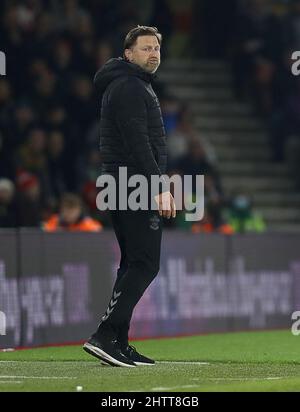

{"left": 0, "top": 330, "right": 299, "bottom": 392}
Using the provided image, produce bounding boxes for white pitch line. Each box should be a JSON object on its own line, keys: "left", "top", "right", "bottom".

{"left": 0, "top": 360, "right": 210, "bottom": 365}
{"left": 192, "top": 377, "right": 284, "bottom": 381}
{"left": 0, "top": 361, "right": 19, "bottom": 363}
{"left": 150, "top": 377, "right": 285, "bottom": 390}
{"left": 158, "top": 361, "right": 210, "bottom": 365}
{"left": 151, "top": 385, "right": 199, "bottom": 391}
{"left": 0, "top": 376, "right": 77, "bottom": 380}
{"left": 266, "top": 377, "right": 283, "bottom": 380}
{"left": 0, "top": 381, "right": 22, "bottom": 384}
{"left": 0, "top": 361, "right": 93, "bottom": 364}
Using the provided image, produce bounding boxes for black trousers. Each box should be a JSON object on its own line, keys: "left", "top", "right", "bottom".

{"left": 95, "top": 206, "right": 162, "bottom": 347}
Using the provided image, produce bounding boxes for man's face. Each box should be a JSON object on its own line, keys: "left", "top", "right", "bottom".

{"left": 125, "top": 35, "right": 161, "bottom": 73}
{"left": 61, "top": 206, "right": 81, "bottom": 225}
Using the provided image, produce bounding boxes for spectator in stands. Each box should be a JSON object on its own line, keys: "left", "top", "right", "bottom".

{"left": 173, "top": 139, "right": 222, "bottom": 196}
{"left": 17, "top": 127, "right": 47, "bottom": 174}
{"left": 191, "top": 205, "right": 234, "bottom": 235}
{"left": 231, "top": 0, "right": 284, "bottom": 114}
{"left": 0, "top": 178, "right": 17, "bottom": 228}
{"left": 15, "top": 170, "right": 43, "bottom": 227}
{"left": 43, "top": 192, "right": 102, "bottom": 232}
{"left": 167, "top": 105, "right": 193, "bottom": 163}
{"left": 0, "top": 79, "right": 13, "bottom": 128}
{"left": 68, "top": 75, "right": 96, "bottom": 139}
{"left": 47, "top": 130, "right": 67, "bottom": 204}
{"left": 160, "top": 94, "right": 182, "bottom": 135}
{"left": 12, "top": 101, "right": 35, "bottom": 145}
{"left": 49, "top": 38, "right": 75, "bottom": 95}
{"left": 267, "top": 46, "right": 297, "bottom": 157}
{"left": 167, "top": 105, "right": 217, "bottom": 167}
{"left": 78, "top": 148, "right": 108, "bottom": 225}
{"left": 0, "top": 133, "right": 15, "bottom": 181}
{"left": 44, "top": 103, "right": 69, "bottom": 134}
{"left": 0, "top": 0, "right": 221, "bottom": 229}
{"left": 32, "top": 66, "right": 59, "bottom": 118}
{"left": 94, "top": 40, "right": 114, "bottom": 70}
{"left": 225, "top": 192, "right": 266, "bottom": 233}
{"left": 283, "top": 0, "right": 300, "bottom": 51}
{"left": 16, "top": 128, "right": 51, "bottom": 203}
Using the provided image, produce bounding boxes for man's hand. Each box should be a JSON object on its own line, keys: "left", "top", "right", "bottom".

{"left": 154, "top": 191, "right": 176, "bottom": 219}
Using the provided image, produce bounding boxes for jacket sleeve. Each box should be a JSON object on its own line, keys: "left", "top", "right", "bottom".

{"left": 114, "top": 78, "right": 164, "bottom": 181}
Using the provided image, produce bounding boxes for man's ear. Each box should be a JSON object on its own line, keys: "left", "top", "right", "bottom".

{"left": 124, "top": 48, "right": 132, "bottom": 62}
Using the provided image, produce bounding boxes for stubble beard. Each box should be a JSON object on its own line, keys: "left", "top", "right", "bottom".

{"left": 144, "top": 60, "right": 160, "bottom": 74}
{"left": 131, "top": 57, "right": 160, "bottom": 74}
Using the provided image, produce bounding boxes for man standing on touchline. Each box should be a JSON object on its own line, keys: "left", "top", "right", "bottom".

{"left": 83, "top": 26, "right": 176, "bottom": 367}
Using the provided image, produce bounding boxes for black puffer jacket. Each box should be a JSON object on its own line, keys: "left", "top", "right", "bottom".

{"left": 94, "top": 57, "right": 167, "bottom": 182}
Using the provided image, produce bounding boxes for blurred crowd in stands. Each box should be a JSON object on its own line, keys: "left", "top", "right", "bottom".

{"left": 0, "top": 0, "right": 298, "bottom": 232}
{"left": 230, "top": 0, "right": 300, "bottom": 182}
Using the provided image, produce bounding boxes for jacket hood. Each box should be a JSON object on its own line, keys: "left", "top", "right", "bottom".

{"left": 94, "top": 57, "right": 156, "bottom": 100}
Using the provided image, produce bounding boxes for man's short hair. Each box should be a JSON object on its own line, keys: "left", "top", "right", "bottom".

{"left": 60, "top": 193, "right": 83, "bottom": 210}
{"left": 123, "top": 25, "right": 162, "bottom": 53}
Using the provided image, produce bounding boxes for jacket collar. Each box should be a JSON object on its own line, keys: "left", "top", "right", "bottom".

{"left": 121, "top": 58, "right": 157, "bottom": 84}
